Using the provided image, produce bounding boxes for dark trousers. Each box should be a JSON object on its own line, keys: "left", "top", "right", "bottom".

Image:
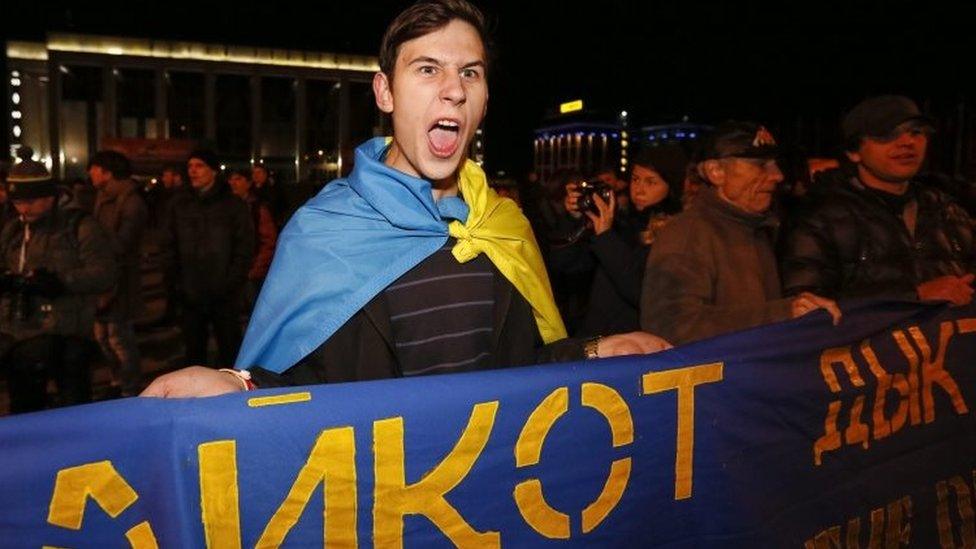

{"left": 182, "top": 298, "right": 242, "bottom": 367}
{"left": 4, "top": 334, "right": 94, "bottom": 414}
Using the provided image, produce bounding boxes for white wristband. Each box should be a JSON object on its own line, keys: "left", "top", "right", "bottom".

{"left": 218, "top": 368, "right": 253, "bottom": 391}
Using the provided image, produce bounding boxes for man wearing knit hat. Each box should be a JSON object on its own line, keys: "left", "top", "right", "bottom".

{"left": 0, "top": 149, "right": 116, "bottom": 413}
{"left": 782, "top": 95, "right": 976, "bottom": 303}
{"left": 158, "top": 149, "right": 254, "bottom": 367}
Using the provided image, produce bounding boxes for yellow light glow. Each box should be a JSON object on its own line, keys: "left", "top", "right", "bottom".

{"left": 44, "top": 33, "right": 379, "bottom": 72}
{"left": 6, "top": 41, "right": 48, "bottom": 61}
{"left": 559, "top": 100, "right": 584, "bottom": 114}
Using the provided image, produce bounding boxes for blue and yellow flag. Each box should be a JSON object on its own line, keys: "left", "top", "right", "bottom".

{"left": 236, "top": 137, "right": 565, "bottom": 373}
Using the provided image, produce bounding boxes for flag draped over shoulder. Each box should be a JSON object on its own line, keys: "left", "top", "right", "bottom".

{"left": 235, "top": 137, "right": 566, "bottom": 373}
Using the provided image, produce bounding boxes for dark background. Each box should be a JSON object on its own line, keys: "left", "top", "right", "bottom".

{"left": 5, "top": 0, "right": 976, "bottom": 176}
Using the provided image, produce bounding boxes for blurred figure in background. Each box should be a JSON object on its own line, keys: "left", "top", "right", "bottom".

{"left": 160, "top": 150, "right": 254, "bottom": 366}
{"left": 228, "top": 169, "right": 278, "bottom": 313}
{"left": 88, "top": 150, "right": 148, "bottom": 396}
{"left": 1, "top": 155, "right": 115, "bottom": 412}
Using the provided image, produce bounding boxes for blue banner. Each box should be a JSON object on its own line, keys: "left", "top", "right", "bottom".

{"left": 1, "top": 300, "right": 975, "bottom": 547}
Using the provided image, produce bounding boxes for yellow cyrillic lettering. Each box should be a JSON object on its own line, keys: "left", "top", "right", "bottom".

{"left": 867, "top": 507, "right": 885, "bottom": 549}
{"left": 125, "top": 521, "right": 159, "bottom": 549}
{"left": 514, "top": 384, "right": 635, "bottom": 538}
{"left": 936, "top": 475, "right": 976, "bottom": 548}
{"left": 885, "top": 496, "right": 912, "bottom": 548}
{"left": 892, "top": 329, "right": 923, "bottom": 426}
{"left": 198, "top": 441, "right": 242, "bottom": 549}
{"left": 373, "top": 402, "right": 499, "bottom": 549}
{"left": 513, "top": 480, "right": 570, "bottom": 539}
{"left": 580, "top": 383, "right": 633, "bottom": 534}
{"left": 581, "top": 458, "right": 631, "bottom": 534}
{"left": 819, "top": 347, "right": 866, "bottom": 393}
{"left": 908, "top": 324, "right": 969, "bottom": 423}
{"left": 844, "top": 395, "right": 870, "bottom": 450}
{"left": 47, "top": 461, "right": 139, "bottom": 530}
{"left": 642, "top": 362, "right": 724, "bottom": 500}
{"left": 861, "top": 341, "right": 910, "bottom": 440}
{"left": 814, "top": 401, "right": 843, "bottom": 466}
{"left": 255, "top": 427, "right": 357, "bottom": 548}
{"left": 515, "top": 388, "right": 568, "bottom": 468}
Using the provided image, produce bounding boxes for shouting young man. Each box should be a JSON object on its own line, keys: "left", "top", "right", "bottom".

{"left": 143, "top": 0, "right": 669, "bottom": 398}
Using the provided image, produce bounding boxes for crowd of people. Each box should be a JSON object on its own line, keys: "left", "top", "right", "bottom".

{"left": 2, "top": 0, "right": 974, "bottom": 411}
{"left": 0, "top": 148, "right": 285, "bottom": 412}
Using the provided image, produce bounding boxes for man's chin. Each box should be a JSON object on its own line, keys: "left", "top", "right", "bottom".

{"left": 417, "top": 156, "right": 464, "bottom": 183}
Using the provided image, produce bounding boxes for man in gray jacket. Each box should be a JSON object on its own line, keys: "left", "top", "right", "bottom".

{"left": 641, "top": 122, "right": 840, "bottom": 345}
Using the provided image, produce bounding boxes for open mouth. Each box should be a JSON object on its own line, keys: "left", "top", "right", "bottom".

{"left": 427, "top": 119, "right": 462, "bottom": 158}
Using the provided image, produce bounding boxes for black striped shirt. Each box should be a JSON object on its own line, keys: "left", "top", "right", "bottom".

{"left": 384, "top": 239, "right": 494, "bottom": 376}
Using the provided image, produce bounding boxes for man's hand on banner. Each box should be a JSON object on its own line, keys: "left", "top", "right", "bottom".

{"left": 917, "top": 273, "right": 974, "bottom": 306}
{"left": 596, "top": 331, "right": 673, "bottom": 358}
{"left": 140, "top": 366, "right": 244, "bottom": 398}
{"left": 791, "top": 292, "right": 842, "bottom": 325}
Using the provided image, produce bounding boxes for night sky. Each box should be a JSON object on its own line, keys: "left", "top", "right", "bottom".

{"left": 6, "top": 0, "right": 976, "bottom": 175}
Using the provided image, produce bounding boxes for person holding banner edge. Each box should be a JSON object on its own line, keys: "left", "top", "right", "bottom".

{"left": 142, "top": 0, "right": 671, "bottom": 398}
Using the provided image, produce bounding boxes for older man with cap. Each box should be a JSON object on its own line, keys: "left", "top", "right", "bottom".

{"left": 641, "top": 121, "right": 841, "bottom": 346}
{"left": 782, "top": 95, "right": 976, "bottom": 304}
{"left": 0, "top": 151, "right": 115, "bottom": 413}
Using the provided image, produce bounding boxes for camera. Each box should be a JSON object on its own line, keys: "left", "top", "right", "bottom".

{"left": 0, "top": 273, "right": 37, "bottom": 322}
{"left": 576, "top": 179, "right": 614, "bottom": 215}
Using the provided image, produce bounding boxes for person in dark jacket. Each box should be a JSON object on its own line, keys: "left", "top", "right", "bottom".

{"left": 160, "top": 150, "right": 255, "bottom": 367}
{"left": 142, "top": 0, "right": 670, "bottom": 398}
{"left": 561, "top": 150, "right": 681, "bottom": 337}
{"left": 781, "top": 95, "right": 976, "bottom": 304}
{"left": 251, "top": 164, "right": 288, "bottom": 228}
{"left": 1, "top": 156, "right": 116, "bottom": 412}
{"left": 227, "top": 168, "right": 278, "bottom": 312}
{"left": 89, "top": 150, "right": 148, "bottom": 396}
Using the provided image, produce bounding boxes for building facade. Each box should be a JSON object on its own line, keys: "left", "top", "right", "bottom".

{"left": 6, "top": 34, "right": 386, "bottom": 185}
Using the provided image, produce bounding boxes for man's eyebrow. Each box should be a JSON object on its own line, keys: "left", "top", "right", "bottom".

{"left": 406, "top": 57, "right": 485, "bottom": 69}
{"left": 408, "top": 56, "right": 444, "bottom": 66}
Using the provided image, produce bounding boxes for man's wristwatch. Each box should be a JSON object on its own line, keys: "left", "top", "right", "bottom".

{"left": 584, "top": 336, "right": 602, "bottom": 360}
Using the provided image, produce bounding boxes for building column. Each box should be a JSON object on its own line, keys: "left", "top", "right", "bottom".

{"left": 102, "top": 66, "right": 117, "bottom": 141}
{"left": 155, "top": 68, "right": 167, "bottom": 139}
{"left": 294, "top": 77, "right": 306, "bottom": 183}
{"left": 204, "top": 72, "right": 216, "bottom": 141}
{"left": 338, "top": 78, "right": 350, "bottom": 176}
{"left": 48, "top": 59, "right": 63, "bottom": 179}
{"left": 249, "top": 75, "right": 261, "bottom": 163}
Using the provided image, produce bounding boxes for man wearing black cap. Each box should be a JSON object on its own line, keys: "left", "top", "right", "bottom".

{"left": 641, "top": 121, "right": 841, "bottom": 345}
{"left": 782, "top": 95, "right": 975, "bottom": 304}
{"left": 0, "top": 151, "right": 116, "bottom": 413}
{"left": 159, "top": 150, "right": 254, "bottom": 367}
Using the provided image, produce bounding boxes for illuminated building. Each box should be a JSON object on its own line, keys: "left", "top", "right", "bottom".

{"left": 6, "top": 34, "right": 384, "bottom": 184}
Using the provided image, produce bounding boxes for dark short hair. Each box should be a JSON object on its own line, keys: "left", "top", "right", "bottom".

{"left": 89, "top": 150, "right": 132, "bottom": 179}
{"left": 378, "top": 0, "right": 491, "bottom": 80}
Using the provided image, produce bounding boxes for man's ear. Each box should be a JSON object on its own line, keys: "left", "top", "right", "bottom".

{"left": 373, "top": 72, "right": 394, "bottom": 114}
{"left": 700, "top": 159, "right": 726, "bottom": 187}
{"left": 845, "top": 150, "right": 861, "bottom": 163}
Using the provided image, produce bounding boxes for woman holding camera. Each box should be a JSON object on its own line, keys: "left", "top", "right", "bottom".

{"left": 563, "top": 152, "right": 681, "bottom": 337}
